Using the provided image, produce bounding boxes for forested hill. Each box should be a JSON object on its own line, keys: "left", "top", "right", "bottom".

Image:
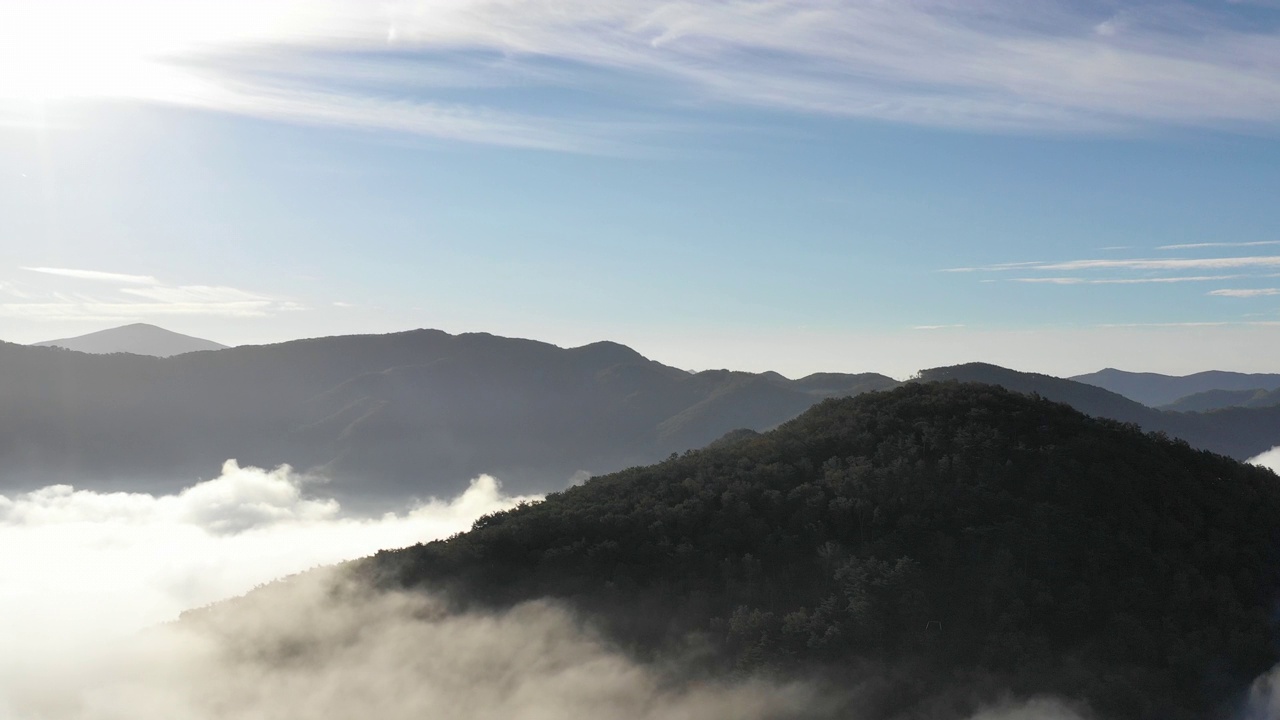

{"left": 0, "top": 330, "right": 895, "bottom": 500}
{"left": 366, "top": 382, "right": 1280, "bottom": 720}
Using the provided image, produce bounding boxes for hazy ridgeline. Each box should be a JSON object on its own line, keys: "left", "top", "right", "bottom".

{"left": 0, "top": 330, "right": 895, "bottom": 505}
{"left": 8, "top": 332, "right": 1280, "bottom": 514}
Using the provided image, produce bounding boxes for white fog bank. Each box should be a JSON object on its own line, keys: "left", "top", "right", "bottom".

{"left": 0, "top": 461, "right": 539, "bottom": 670}
{"left": 1, "top": 567, "right": 1092, "bottom": 720}
{"left": 1247, "top": 447, "right": 1280, "bottom": 476}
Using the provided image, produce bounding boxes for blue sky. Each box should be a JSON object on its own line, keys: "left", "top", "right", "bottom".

{"left": 2, "top": 0, "right": 1280, "bottom": 378}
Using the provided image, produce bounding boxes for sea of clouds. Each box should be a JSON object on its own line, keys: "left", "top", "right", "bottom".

{"left": 0, "top": 461, "right": 538, "bottom": 680}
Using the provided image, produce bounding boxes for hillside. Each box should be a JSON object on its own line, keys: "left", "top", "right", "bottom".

{"left": 1073, "top": 368, "right": 1280, "bottom": 407}
{"left": 32, "top": 323, "right": 227, "bottom": 357}
{"left": 918, "top": 363, "right": 1280, "bottom": 461}
{"left": 921, "top": 363, "right": 1166, "bottom": 427}
{"left": 0, "top": 330, "right": 897, "bottom": 502}
{"left": 1162, "top": 387, "right": 1280, "bottom": 413}
{"left": 357, "top": 382, "right": 1280, "bottom": 720}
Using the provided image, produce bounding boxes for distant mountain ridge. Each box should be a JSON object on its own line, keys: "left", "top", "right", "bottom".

{"left": 32, "top": 323, "right": 227, "bottom": 357}
{"left": 0, "top": 329, "right": 897, "bottom": 503}
{"left": 918, "top": 362, "right": 1280, "bottom": 460}
{"left": 1160, "top": 387, "right": 1280, "bottom": 413}
{"left": 1072, "top": 367, "right": 1280, "bottom": 407}
{"left": 13, "top": 328, "right": 1280, "bottom": 505}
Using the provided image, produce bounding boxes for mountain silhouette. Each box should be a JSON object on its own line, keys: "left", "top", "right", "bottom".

{"left": 1161, "top": 387, "right": 1280, "bottom": 413}
{"left": 31, "top": 323, "right": 227, "bottom": 357}
{"left": 0, "top": 329, "right": 896, "bottom": 503}
{"left": 1072, "top": 367, "right": 1280, "bottom": 407}
{"left": 917, "top": 362, "right": 1280, "bottom": 460}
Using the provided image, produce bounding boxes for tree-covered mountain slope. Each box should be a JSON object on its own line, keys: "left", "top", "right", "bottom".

{"left": 365, "top": 382, "right": 1280, "bottom": 720}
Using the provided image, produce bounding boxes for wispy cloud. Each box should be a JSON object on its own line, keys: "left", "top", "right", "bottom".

{"left": 174, "top": 76, "right": 632, "bottom": 153}
{"left": 0, "top": 269, "right": 303, "bottom": 321}
{"left": 6, "top": 0, "right": 1280, "bottom": 146}
{"left": 1098, "top": 320, "right": 1280, "bottom": 328}
{"left": 0, "top": 300, "right": 296, "bottom": 321}
{"left": 353, "top": 0, "right": 1280, "bottom": 132}
{"left": 1208, "top": 288, "right": 1280, "bottom": 297}
{"left": 949, "top": 247, "right": 1280, "bottom": 323}
{"left": 22, "top": 267, "right": 159, "bottom": 284}
{"left": 1013, "top": 275, "right": 1247, "bottom": 285}
{"left": 1036, "top": 256, "right": 1280, "bottom": 272}
{"left": 943, "top": 261, "right": 1048, "bottom": 273}
{"left": 952, "top": 255, "right": 1280, "bottom": 274}
{"left": 1159, "top": 241, "right": 1280, "bottom": 250}
{"left": 120, "top": 285, "right": 282, "bottom": 305}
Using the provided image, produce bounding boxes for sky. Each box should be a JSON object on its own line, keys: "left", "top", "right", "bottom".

{"left": 2, "top": 0, "right": 1280, "bottom": 378}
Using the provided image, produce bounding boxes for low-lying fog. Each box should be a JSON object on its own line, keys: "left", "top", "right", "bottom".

{"left": 0, "top": 461, "right": 539, "bottom": 711}
{"left": 1247, "top": 446, "right": 1280, "bottom": 475}
{"left": 7, "top": 456, "right": 1280, "bottom": 719}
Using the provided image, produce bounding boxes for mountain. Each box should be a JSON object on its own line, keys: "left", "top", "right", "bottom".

{"left": 0, "top": 329, "right": 897, "bottom": 503}
{"left": 13, "top": 329, "right": 1280, "bottom": 505}
{"left": 916, "top": 362, "right": 1280, "bottom": 460}
{"left": 921, "top": 362, "right": 1164, "bottom": 427}
{"left": 1072, "top": 367, "right": 1280, "bottom": 407}
{"left": 31, "top": 323, "right": 227, "bottom": 357}
{"left": 277, "top": 382, "right": 1280, "bottom": 720}
{"left": 1161, "top": 387, "right": 1280, "bottom": 413}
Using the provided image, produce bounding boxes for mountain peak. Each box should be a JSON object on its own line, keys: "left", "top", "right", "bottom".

{"left": 31, "top": 323, "right": 227, "bottom": 357}
{"left": 567, "top": 340, "right": 647, "bottom": 365}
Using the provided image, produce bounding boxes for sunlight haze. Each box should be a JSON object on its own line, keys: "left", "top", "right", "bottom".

{"left": 5, "top": 4, "right": 1280, "bottom": 718}
{"left": 1, "top": 0, "right": 1279, "bottom": 378}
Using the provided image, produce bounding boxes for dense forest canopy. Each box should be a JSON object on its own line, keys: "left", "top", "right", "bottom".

{"left": 362, "top": 382, "right": 1280, "bottom": 720}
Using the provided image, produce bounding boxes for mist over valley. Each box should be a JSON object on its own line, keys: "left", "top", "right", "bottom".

{"left": 6, "top": 354, "right": 1280, "bottom": 718}
{"left": 7, "top": 0, "right": 1280, "bottom": 713}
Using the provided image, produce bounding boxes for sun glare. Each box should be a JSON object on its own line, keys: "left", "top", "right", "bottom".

{"left": 0, "top": 0, "right": 317, "bottom": 105}
{"left": 1, "top": 4, "right": 159, "bottom": 102}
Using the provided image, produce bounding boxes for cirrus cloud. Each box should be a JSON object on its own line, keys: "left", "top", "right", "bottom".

{"left": 7, "top": 0, "right": 1280, "bottom": 147}
{"left": 21, "top": 267, "right": 160, "bottom": 284}
{"left": 1, "top": 268, "right": 304, "bottom": 321}
{"left": 1207, "top": 288, "right": 1280, "bottom": 297}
